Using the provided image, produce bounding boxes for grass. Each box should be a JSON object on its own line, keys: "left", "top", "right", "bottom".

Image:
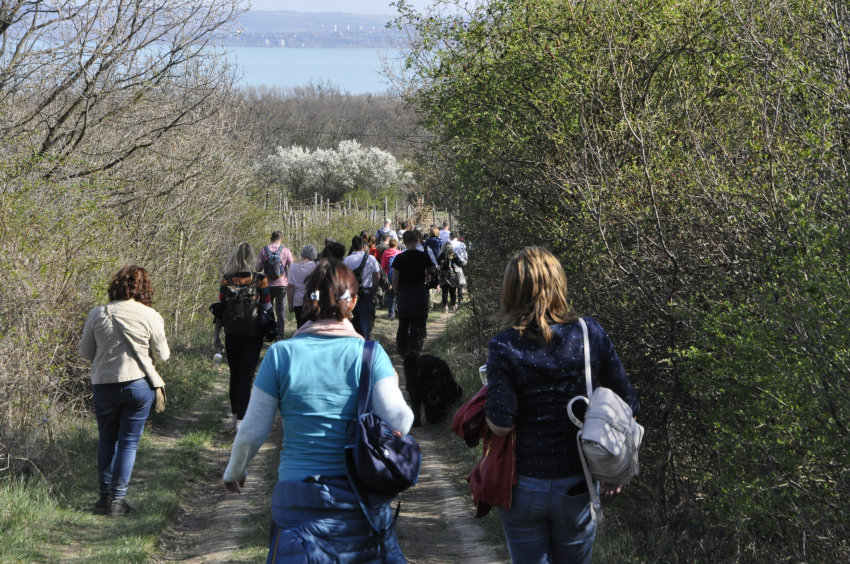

{"left": 0, "top": 329, "right": 230, "bottom": 563}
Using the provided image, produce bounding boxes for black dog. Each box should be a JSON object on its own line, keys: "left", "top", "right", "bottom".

{"left": 403, "top": 352, "right": 463, "bottom": 427}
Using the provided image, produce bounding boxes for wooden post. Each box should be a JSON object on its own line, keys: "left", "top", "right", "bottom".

{"left": 383, "top": 197, "right": 388, "bottom": 220}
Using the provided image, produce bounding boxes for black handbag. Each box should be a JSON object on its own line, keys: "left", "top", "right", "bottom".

{"left": 344, "top": 341, "right": 420, "bottom": 564}
{"left": 345, "top": 341, "right": 421, "bottom": 496}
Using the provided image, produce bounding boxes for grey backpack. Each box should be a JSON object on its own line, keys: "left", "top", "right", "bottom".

{"left": 567, "top": 318, "right": 644, "bottom": 524}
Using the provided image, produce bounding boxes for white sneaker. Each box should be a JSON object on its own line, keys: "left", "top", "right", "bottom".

{"left": 235, "top": 418, "right": 242, "bottom": 432}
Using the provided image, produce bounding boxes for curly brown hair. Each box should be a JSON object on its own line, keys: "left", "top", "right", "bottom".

{"left": 108, "top": 265, "right": 153, "bottom": 307}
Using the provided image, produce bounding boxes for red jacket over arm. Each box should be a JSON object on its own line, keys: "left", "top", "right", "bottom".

{"left": 452, "top": 386, "right": 517, "bottom": 517}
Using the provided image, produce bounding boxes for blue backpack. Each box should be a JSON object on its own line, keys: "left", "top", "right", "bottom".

{"left": 388, "top": 254, "right": 398, "bottom": 281}
{"left": 263, "top": 245, "right": 285, "bottom": 280}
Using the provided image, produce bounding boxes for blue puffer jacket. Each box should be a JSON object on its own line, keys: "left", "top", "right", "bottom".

{"left": 267, "top": 476, "right": 406, "bottom": 564}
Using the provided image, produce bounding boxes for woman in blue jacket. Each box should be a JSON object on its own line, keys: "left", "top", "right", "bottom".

{"left": 485, "top": 247, "right": 640, "bottom": 564}
{"left": 223, "top": 258, "right": 413, "bottom": 564}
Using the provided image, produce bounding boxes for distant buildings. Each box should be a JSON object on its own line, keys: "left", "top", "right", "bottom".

{"left": 216, "top": 22, "right": 397, "bottom": 49}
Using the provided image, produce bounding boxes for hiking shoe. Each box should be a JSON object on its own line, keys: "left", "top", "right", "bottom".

{"left": 109, "top": 498, "right": 135, "bottom": 516}
{"left": 95, "top": 494, "right": 111, "bottom": 513}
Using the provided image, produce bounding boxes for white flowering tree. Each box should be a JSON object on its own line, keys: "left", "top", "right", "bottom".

{"left": 260, "top": 140, "right": 412, "bottom": 202}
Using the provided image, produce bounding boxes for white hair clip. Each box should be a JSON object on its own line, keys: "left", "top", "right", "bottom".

{"left": 310, "top": 290, "right": 320, "bottom": 301}
{"left": 340, "top": 289, "right": 352, "bottom": 301}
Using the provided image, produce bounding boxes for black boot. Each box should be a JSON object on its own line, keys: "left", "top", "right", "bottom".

{"left": 109, "top": 498, "right": 135, "bottom": 516}
{"left": 94, "top": 494, "right": 110, "bottom": 513}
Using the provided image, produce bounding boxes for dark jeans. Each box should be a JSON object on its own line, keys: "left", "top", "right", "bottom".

{"left": 293, "top": 306, "right": 306, "bottom": 328}
{"left": 224, "top": 333, "right": 264, "bottom": 420}
{"left": 396, "top": 317, "right": 427, "bottom": 355}
{"left": 386, "top": 289, "right": 396, "bottom": 318}
{"left": 441, "top": 285, "right": 457, "bottom": 307}
{"left": 269, "top": 286, "right": 286, "bottom": 337}
{"left": 93, "top": 378, "right": 155, "bottom": 500}
{"left": 352, "top": 289, "right": 374, "bottom": 340}
{"left": 499, "top": 475, "right": 596, "bottom": 564}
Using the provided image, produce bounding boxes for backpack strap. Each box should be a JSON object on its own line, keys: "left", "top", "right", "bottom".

{"left": 575, "top": 317, "right": 603, "bottom": 524}
{"left": 579, "top": 317, "right": 593, "bottom": 398}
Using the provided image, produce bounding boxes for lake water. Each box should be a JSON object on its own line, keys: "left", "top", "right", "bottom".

{"left": 228, "top": 47, "right": 400, "bottom": 93}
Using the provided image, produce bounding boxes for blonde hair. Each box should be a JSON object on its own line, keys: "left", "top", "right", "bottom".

{"left": 429, "top": 227, "right": 440, "bottom": 238}
{"left": 223, "top": 242, "right": 255, "bottom": 276}
{"left": 496, "top": 247, "right": 578, "bottom": 345}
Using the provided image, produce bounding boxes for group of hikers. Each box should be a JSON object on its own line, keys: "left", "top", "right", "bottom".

{"left": 208, "top": 219, "right": 469, "bottom": 431}
{"left": 78, "top": 216, "right": 640, "bottom": 564}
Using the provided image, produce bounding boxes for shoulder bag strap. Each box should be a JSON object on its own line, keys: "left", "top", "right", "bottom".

{"left": 350, "top": 339, "right": 398, "bottom": 564}
{"left": 357, "top": 340, "right": 377, "bottom": 416}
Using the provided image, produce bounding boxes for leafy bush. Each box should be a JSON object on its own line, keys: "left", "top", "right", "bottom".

{"left": 392, "top": 0, "right": 850, "bottom": 560}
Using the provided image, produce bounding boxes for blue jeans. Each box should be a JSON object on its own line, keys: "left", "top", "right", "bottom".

{"left": 386, "top": 289, "right": 396, "bottom": 318}
{"left": 352, "top": 289, "right": 374, "bottom": 340}
{"left": 93, "top": 379, "right": 155, "bottom": 500}
{"left": 498, "top": 475, "right": 596, "bottom": 564}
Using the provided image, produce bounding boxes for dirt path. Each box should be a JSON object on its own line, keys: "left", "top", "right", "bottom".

{"left": 371, "top": 311, "right": 510, "bottom": 564}
{"left": 156, "top": 379, "right": 282, "bottom": 564}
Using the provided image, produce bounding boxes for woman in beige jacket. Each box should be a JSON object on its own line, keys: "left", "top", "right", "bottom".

{"left": 79, "top": 265, "right": 169, "bottom": 515}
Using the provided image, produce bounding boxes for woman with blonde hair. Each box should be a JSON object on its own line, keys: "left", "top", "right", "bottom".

{"left": 485, "top": 247, "right": 640, "bottom": 564}
{"left": 213, "top": 242, "right": 272, "bottom": 430}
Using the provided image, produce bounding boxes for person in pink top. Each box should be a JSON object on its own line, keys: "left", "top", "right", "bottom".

{"left": 380, "top": 238, "right": 402, "bottom": 320}
{"left": 287, "top": 244, "right": 319, "bottom": 329}
{"left": 256, "top": 231, "right": 294, "bottom": 339}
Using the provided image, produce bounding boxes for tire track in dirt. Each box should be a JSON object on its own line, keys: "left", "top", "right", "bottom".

{"left": 372, "top": 311, "right": 510, "bottom": 564}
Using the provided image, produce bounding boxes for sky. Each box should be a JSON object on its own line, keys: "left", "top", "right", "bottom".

{"left": 247, "top": 0, "right": 434, "bottom": 15}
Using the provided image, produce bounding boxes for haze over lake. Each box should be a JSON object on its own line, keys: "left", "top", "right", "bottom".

{"left": 229, "top": 47, "right": 398, "bottom": 93}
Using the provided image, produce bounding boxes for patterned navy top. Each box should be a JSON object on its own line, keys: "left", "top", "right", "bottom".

{"left": 485, "top": 317, "right": 640, "bottom": 479}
